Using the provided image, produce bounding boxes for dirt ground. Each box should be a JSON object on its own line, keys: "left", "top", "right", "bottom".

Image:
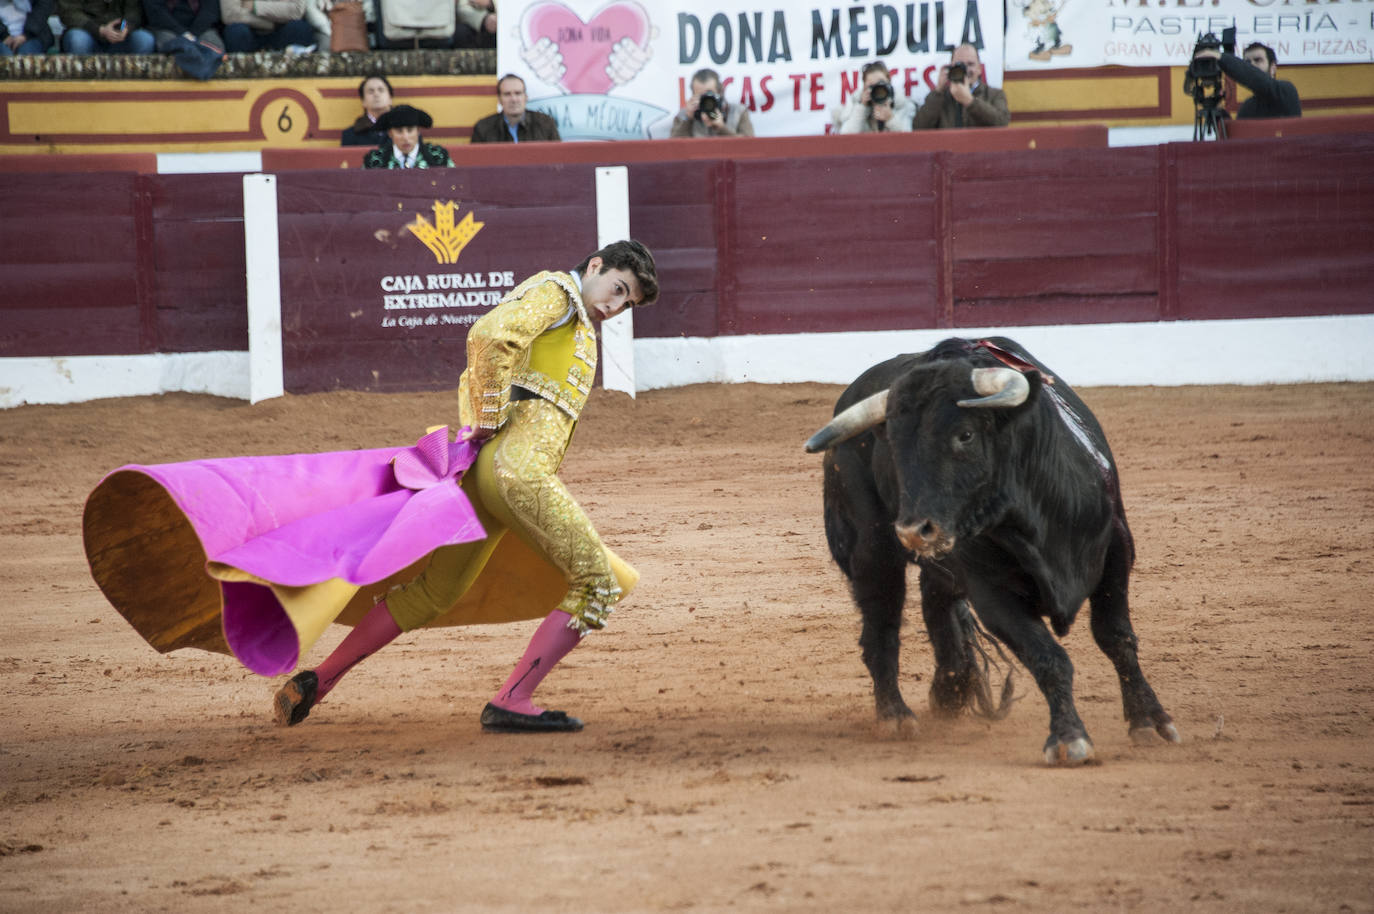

{"left": 2, "top": 378, "right": 1372, "bottom": 913}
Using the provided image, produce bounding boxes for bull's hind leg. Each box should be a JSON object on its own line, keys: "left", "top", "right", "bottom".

{"left": 1089, "top": 528, "right": 1180, "bottom": 745}
{"left": 850, "top": 541, "right": 916, "bottom": 734}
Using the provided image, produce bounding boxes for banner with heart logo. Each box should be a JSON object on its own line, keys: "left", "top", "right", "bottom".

{"left": 501, "top": 0, "right": 1006, "bottom": 139}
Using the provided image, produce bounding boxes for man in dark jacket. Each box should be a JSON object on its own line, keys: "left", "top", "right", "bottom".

{"left": 59, "top": 0, "right": 155, "bottom": 53}
{"left": 363, "top": 104, "right": 455, "bottom": 168}
{"left": 470, "top": 73, "right": 562, "bottom": 144}
{"left": 1197, "top": 42, "right": 1301, "bottom": 119}
{"left": 914, "top": 43, "right": 1011, "bottom": 129}
{"left": 0, "top": 0, "right": 55, "bottom": 54}
{"left": 341, "top": 73, "right": 394, "bottom": 147}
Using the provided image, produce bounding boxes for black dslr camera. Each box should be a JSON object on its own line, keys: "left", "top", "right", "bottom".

{"left": 1182, "top": 27, "right": 1236, "bottom": 139}
{"left": 696, "top": 91, "right": 722, "bottom": 120}
{"left": 946, "top": 62, "right": 967, "bottom": 85}
{"left": 868, "top": 81, "right": 894, "bottom": 105}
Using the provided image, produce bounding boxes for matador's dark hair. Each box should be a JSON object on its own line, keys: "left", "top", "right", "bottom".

{"left": 576, "top": 239, "right": 659, "bottom": 306}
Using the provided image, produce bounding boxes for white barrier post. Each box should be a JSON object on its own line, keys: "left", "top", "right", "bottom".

{"left": 243, "top": 173, "right": 284, "bottom": 404}
{"left": 595, "top": 166, "right": 635, "bottom": 398}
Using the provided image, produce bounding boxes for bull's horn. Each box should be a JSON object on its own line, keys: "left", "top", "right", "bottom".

{"left": 804, "top": 390, "right": 889, "bottom": 453}
{"left": 957, "top": 367, "right": 1030, "bottom": 409}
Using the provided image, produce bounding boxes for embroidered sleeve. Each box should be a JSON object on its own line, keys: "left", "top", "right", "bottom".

{"left": 464, "top": 281, "right": 572, "bottom": 431}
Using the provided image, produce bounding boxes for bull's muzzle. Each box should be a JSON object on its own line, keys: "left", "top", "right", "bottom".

{"left": 894, "top": 519, "right": 952, "bottom": 557}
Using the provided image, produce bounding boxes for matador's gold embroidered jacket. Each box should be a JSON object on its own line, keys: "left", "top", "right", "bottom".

{"left": 458, "top": 271, "right": 597, "bottom": 432}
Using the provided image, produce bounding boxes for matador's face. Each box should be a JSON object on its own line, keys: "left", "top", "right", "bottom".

{"left": 581, "top": 258, "right": 644, "bottom": 322}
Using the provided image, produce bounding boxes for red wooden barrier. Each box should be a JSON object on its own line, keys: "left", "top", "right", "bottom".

{"left": 3, "top": 130, "right": 1371, "bottom": 395}
{"left": 261, "top": 125, "right": 1109, "bottom": 173}
{"left": 1225, "top": 114, "right": 1374, "bottom": 141}
{"left": 0, "top": 152, "right": 158, "bottom": 173}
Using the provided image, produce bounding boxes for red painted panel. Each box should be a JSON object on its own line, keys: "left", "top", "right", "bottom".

{"left": 1225, "top": 115, "right": 1374, "bottom": 140}
{"left": 0, "top": 172, "right": 144, "bottom": 357}
{"left": 625, "top": 161, "right": 722, "bottom": 340}
{"left": 275, "top": 166, "right": 599, "bottom": 393}
{"left": 285, "top": 339, "right": 466, "bottom": 395}
{"left": 956, "top": 254, "right": 1158, "bottom": 299}
{"left": 0, "top": 171, "right": 139, "bottom": 214}
{"left": 0, "top": 306, "right": 142, "bottom": 357}
{"left": 727, "top": 154, "right": 943, "bottom": 335}
{"left": 956, "top": 294, "right": 1162, "bottom": 328}
{"left": 149, "top": 173, "right": 250, "bottom": 352}
{"left": 0, "top": 216, "right": 141, "bottom": 264}
{"left": 0, "top": 153, "right": 157, "bottom": 174}
{"left": 261, "top": 126, "right": 1107, "bottom": 173}
{"left": 1173, "top": 133, "right": 1374, "bottom": 319}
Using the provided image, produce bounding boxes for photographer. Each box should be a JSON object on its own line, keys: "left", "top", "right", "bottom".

{"left": 1194, "top": 41, "right": 1301, "bottom": 119}
{"left": 914, "top": 43, "right": 1010, "bottom": 129}
{"left": 836, "top": 61, "right": 916, "bottom": 134}
{"left": 671, "top": 68, "right": 755, "bottom": 138}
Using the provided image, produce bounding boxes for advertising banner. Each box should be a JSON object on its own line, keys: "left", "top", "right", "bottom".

{"left": 1005, "top": 0, "right": 1373, "bottom": 70}
{"left": 496, "top": 0, "right": 1006, "bottom": 139}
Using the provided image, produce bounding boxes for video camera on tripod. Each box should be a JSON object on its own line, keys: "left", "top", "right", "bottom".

{"left": 1182, "top": 26, "right": 1236, "bottom": 140}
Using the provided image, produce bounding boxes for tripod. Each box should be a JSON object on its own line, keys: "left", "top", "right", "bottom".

{"left": 1193, "top": 98, "right": 1229, "bottom": 141}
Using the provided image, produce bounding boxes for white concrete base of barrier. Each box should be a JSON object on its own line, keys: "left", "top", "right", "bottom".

{"left": 634, "top": 314, "right": 1374, "bottom": 390}
{"left": 3, "top": 314, "right": 1371, "bottom": 408}
{"left": 0, "top": 351, "right": 249, "bottom": 408}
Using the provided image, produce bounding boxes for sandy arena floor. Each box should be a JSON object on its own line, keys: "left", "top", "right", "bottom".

{"left": 2, "top": 379, "right": 1372, "bottom": 913}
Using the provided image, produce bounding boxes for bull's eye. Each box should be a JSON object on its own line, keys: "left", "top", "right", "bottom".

{"left": 956, "top": 429, "right": 975, "bottom": 446}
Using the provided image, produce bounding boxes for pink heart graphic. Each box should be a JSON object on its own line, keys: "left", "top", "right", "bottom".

{"left": 522, "top": 1, "right": 650, "bottom": 96}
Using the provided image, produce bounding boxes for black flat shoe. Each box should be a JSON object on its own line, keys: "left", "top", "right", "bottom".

{"left": 273, "top": 670, "right": 318, "bottom": 727}
{"left": 480, "top": 702, "right": 583, "bottom": 733}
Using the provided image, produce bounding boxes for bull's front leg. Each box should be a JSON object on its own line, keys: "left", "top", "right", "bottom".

{"left": 850, "top": 544, "right": 916, "bottom": 736}
{"left": 918, "top": 561, "right": 984, "bottom": 717}
{"left": 969, "top": 586, "right": 1093, "bottom": 765}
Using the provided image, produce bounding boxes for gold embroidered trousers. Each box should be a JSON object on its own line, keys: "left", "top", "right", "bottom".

{"left": 386, "top": 398, "right": 620, "bottom": 635}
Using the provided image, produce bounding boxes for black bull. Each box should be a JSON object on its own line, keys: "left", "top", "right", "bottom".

{"left": 806, "top": 337, "right": 1179, "bottom": 764}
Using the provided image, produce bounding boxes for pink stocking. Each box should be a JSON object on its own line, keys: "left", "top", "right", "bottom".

{"left": 312, "top": 598, "right": 402, "bottom": 700}
{"left": 490, "top": 610, "right": 583, "bottom": 716}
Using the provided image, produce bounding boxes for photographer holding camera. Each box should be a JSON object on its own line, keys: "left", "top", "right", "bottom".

{"left": 1193, "top": 38, "right": 1301, "bottom": 119}
{"left": 671, "top": 67, "right": 755, "bottom": 138}
{"left": 914, "top": 43, "right": 1010, "bottom": 129}
{"left": 835, "top": 61, "right": 916, "bottom": 134}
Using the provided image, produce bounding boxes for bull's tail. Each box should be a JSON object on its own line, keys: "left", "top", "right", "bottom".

{"left": 956, "top": 600, "right": 1020, "bottom": 720}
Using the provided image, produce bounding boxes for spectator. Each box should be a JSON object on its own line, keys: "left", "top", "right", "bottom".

{"left": 341, "top": 72, "right": 393, "bottom": 146}
{"left": 142, "top": 0, "right": 224, "bottom": 54}
{"left": 220, "top": 0, "right": 314, "bottom": 52}
{"left": 835, "top": 60, "right": 916, "bottom": 134}
{"left": 362, "top": 104, "right": 454, "bottom": 168}
{"left": 671, "top": 67, "right": 754, "bottom": 137}
{"left": 452, "top": 0, "right": 491, "bottom": 48}
{"left": 469, "top": 73, "right": 561, "bottom": 143}
{"left": 58, "top": 0, "right": 155, "bottom": 53}
{"left": 1196, "top": 42, "right": 1301, "bottom": 119}
{"left": 0, "top": 0, "right": 55, "bottom": 54}
{"left": 914, "top": 43, "right": 1010, "bottom": 129}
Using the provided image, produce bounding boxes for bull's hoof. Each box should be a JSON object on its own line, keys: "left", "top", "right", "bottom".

{"left": 875, "top": 713, "right": 920, "bottom": 741}
{"left": 1043, "top": 736, "right": 1095, "bottom": 766}
{"left": 1129, "top": 721, "right": 1182, "bottom": 746}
